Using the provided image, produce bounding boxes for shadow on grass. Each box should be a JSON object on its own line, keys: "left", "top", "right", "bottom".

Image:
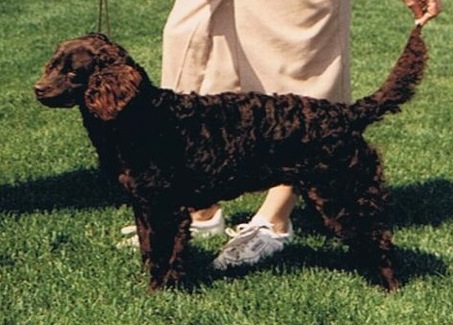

{"left": 183, "top": 239, "right": 448, "bottom": 293}
{"left": 180, "top": 240, "right": 448, "bottom": 293}
{"left": 387, "top": 178, "right": 453, "bottom": 228}
{"left": 275, "top": 243, "right": 448, "bottom": 289}
{"left": 0, "top": 168, "right": 127, "bottom": 215}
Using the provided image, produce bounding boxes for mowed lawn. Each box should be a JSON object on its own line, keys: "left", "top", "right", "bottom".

{"left": 1, "top": 0, "right": 452, "bottom": 324}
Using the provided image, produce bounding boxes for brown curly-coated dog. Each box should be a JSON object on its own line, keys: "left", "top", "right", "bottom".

{"left": 34, "top": 26, "right": 426, "bottom": 291}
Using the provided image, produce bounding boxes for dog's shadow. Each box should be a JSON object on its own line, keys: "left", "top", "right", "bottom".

{"left": 0, "top": 168, "right": 127, "bottom": 214}
{"left": 0, "top": 171, "right": 451, "bottom": 291}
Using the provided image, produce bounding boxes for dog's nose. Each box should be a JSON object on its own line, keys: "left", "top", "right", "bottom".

{"left": 34, "top": 83, "right": 48, "bottom": 97}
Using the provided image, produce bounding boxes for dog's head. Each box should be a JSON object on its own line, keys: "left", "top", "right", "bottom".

{"left": 34, "top": 33, "right": 142, "bottom": 120}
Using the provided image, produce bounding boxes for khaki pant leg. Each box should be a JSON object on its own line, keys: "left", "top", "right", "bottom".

{"left": 161, "top": 0, "right": 240, "bottom": 94}
{"left": 161, "top": 0, "right": 351, "bottom": 102}
{"left": 234, "top": 0, "right": 351, "bottom": 102}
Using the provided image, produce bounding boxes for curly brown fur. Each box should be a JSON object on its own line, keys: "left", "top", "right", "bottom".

{"left": 34, "top": 26, "right": 426, "bottom": 292}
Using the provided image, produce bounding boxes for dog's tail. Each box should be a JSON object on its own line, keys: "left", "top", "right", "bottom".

{"left": 349, "top": 26, "right": 427, "bottom": 131}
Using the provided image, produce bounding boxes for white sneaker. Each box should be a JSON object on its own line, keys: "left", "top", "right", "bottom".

{"left": 212, "top": 215, "right": 293, "bottom": 270}
{"left": 116, "top": 225, "right": 140, "bottom": 248}
{"left": 116, "top": 209, "right": 226, "bottom": 248}
{"left": 190, "top": 208, "right": 226, "bottom": 238}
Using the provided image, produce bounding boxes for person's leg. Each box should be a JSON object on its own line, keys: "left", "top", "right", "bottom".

{"left": 234, "top": 0, "right": 351, "bottom": 102}
{"left": 161, "top": 0, "right": 225, "bottom": 93}
{"left": 189, "top": 204, "right": 220, "bottom": 221}
{"left": 255, "top": 185, "right": 297, "bottom": 234}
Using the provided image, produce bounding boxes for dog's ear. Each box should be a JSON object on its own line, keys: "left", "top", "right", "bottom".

{"left": 85, "top": 64, "right": 142, "bottom": 120}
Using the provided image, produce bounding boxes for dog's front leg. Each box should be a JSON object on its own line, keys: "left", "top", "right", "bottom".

{"left": 132, "top": 202, "right": 192, "bottom": 291}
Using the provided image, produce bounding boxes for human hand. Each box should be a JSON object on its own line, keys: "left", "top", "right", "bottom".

{"left": 403, "top": 0, "right": 442, "bottom": 26}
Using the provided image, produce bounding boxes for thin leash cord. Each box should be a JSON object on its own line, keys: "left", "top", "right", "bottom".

{"left": 98, "top": 0, "right": 111, "bottom": 37}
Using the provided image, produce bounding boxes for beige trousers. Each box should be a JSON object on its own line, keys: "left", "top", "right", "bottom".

{"left": 161, "top": 0, "right": 351, "bottom": 103}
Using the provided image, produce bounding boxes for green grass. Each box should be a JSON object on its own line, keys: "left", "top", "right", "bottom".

{"left": 1, "top": 0, "right": 452, "bottom": 324}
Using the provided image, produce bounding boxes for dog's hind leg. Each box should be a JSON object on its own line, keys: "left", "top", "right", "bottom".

{"left": 302, "top": 145, "right": 398, "bottom": 291}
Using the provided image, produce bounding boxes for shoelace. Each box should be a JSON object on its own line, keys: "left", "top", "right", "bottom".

{"left": 225, "top": 223, "right": 259, "bottom": 237}
{"left": 222, "top": 223, "right": 268, "bottom": 249}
